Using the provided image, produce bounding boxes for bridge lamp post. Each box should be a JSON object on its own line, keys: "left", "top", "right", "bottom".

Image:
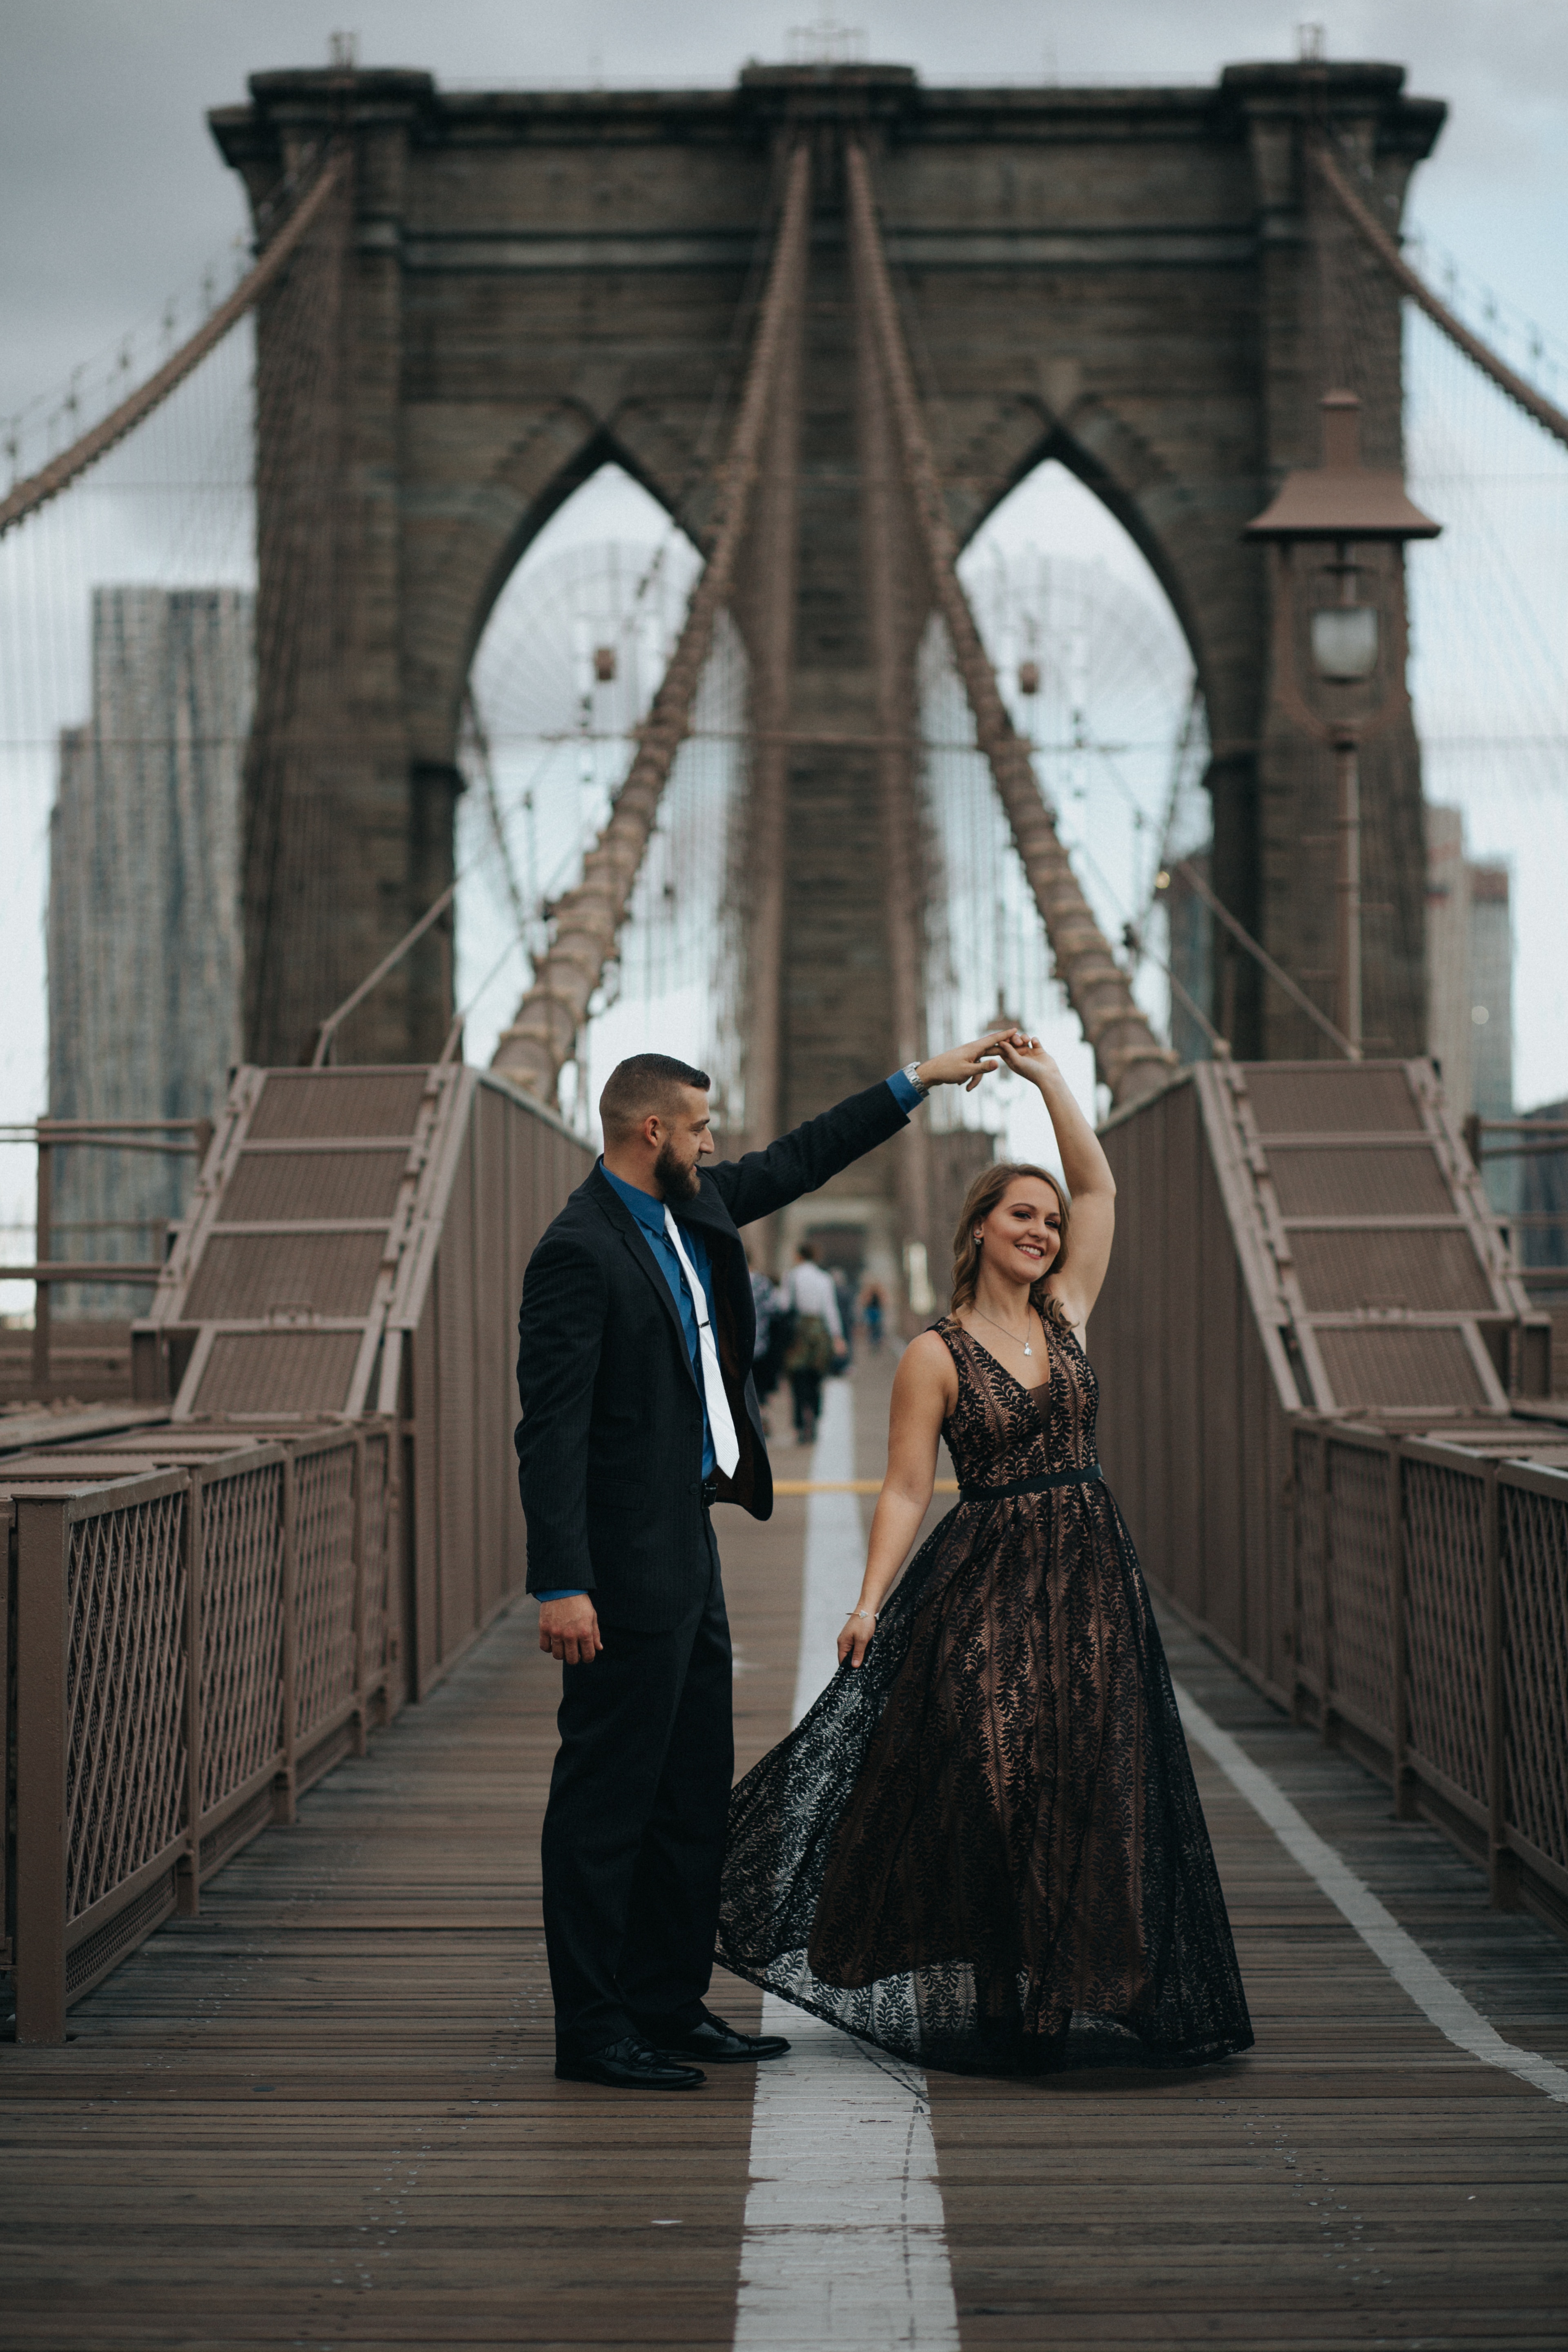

{"left": 1245, "top": 390, "right": 1440, "bottom": 1056}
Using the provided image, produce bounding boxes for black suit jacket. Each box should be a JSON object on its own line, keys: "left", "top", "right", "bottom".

{"left": 515, "top": 1080, "right": 908, "bottom": 1630}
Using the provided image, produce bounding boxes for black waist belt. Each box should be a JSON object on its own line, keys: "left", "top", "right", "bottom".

{"left": 959, "top": 1464, "right": 1102, "bottom": 1503}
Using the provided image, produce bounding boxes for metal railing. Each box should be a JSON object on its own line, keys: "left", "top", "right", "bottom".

{"left": 1291, "top": 1418, "right": 1568, "bottom": 1922}
{"left": 0, "top": 1118, "right": 212, "bottom": 1394}
{"left": 7, "top": 1421, "right": 397, "bottom": 2040}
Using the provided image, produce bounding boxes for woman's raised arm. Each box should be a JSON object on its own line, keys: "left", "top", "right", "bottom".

{"left": 997, "top": 1035, "right": 1117, "bottom": 1328}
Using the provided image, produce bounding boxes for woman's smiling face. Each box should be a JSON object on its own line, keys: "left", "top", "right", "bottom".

{"left": 979, "top": 1177, "right": 1063, "bottom": 1285}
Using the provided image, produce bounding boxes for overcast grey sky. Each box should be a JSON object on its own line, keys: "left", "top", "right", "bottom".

{"left": 1, "top": 1, "right": 1565, "bottom": 1142}
{"left": 3, "top": 0, "right": 1566, "bottom": 422}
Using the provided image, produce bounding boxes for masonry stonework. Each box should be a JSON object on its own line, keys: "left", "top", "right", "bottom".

{"left": 212, "top": 59, "right": 1443, "bottom": 1079}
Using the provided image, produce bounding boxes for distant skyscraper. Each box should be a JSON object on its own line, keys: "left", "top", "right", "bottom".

{"left": 47, "top": 586, "right": 252, "bottom": 1308}
{"left": 1423, "top": 804, "right": 1515, "bottom": 1215}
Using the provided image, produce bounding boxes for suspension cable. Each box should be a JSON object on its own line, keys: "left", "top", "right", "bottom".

{"left": 489, "top": 138, "right": 813, "bottom": 1102}
{"left": 1311, "top": 138, "right": 1568, "bottom": 454}
{"left": 0, "top": 147, "right": 349, "bottom": 539}
{"left": 842, "top": 138, "right": 1172, "bottom": 1109}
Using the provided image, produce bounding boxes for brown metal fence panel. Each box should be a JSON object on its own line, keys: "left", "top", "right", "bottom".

{"left": 292, "top": 1438, "right": 358, "bottom": 1744}
{"left": 196, "top": 1329, "right": 364, "bottom": 1414}
{"left": 197, "top": 1455, "right": 285, "bottom": 1815}
{"left": 184, "top": 1231, "right": 388, "bottom": 1321}
{"left": 1323, "top": 1435, "right": 1395, "bottom": 1736}
{"left": 246, "top": 1068, "right": 431, "bottom": 1140}
{"left": 1292, "top": 1229, "right": 1495, "bottom": 1314}
{"left": 434, "top": 1109, "right": 479, "bottom": 1664}
{"left": 361, "top": 1425, "right": 396, "bottom": 1714}
{"left": 10, "top": 1423, "right": 397, "bottom": 2040}
{"left": 221, "top": 1147, "right": 406, "bottom": 1222}
{"left": 1499, "top": 1478, "right": 1568, "bottom": 1889}
{"left": 1200, "top": 1116, "right": 1244, "bottom": 1652}
{"left": 1243, "top": 1064, "right": 1423, "bottom": 1134}
{"left": 1168, "top": 1082, "right": 1208, "bottom": 1623}
{"left": 1267, "top": 1144, "right": 1456, "bottom": 1218}
{"left": 1316, "top": 1326, "right": 1488, "bottom": 1411}
{"left": 65, "top": 1484, "right": 187, "bottom": 1925}
{"left": 1294, "top": 1429, "right": 1328, "bottom": 1699}
{"left": 1403, "top": 1453, "right": 1490, "bottom": 1819}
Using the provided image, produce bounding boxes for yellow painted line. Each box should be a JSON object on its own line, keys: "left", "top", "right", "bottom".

{"left": 771, "top": 1478, "right": 960, "bottom": 1495}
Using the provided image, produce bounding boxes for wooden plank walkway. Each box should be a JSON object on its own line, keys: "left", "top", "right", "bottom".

{"left": 2, "top": 1352, "right": 1566, "bottom": 2349}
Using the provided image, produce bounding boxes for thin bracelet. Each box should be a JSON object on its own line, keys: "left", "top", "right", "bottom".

{"left": 844, "top": 1608, "right": 878, "bottom": 1623}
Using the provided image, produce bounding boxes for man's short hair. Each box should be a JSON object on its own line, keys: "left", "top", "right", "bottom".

{"left": 599, "top": 1054, "right": 711, "bottom": 1144}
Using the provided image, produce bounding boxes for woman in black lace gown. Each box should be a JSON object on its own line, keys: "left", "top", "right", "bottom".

{"left": 718, "top": 1034, "right": 1253, "bottom": 2076}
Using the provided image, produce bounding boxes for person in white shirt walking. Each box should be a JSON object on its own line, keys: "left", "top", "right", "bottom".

{"left": 780, "top": 1241, "right": 844, "bottom": 1445}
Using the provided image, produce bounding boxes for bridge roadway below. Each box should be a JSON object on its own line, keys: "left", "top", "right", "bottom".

{"left": 3, "top": 1352, "right": 1566, "bottom": 2349}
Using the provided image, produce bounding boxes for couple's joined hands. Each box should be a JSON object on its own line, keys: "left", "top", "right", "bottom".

{"left": 918, "top": 1028, "right": 1059, "bottom": 1095}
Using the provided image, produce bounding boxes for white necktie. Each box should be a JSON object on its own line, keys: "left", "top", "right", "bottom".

{"left": 663, "top": 1207, "right": 740, "bottom": 1480}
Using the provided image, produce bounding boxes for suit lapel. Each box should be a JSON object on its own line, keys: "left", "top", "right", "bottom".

{"left": 588, "top": 1169, "right": 701, "bottom": 1398}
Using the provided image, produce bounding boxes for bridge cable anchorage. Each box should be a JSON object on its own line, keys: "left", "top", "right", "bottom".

{"left": 489, "top": 139, "right": 814, "bottom": 1103}
{"left": 842, "top": 140, "right": 1174, "bottom": 1111}
{"left": 1311, "top": 137, "right": 1568, "bottom": 454}
{"left": 0, "top": 144, "right": 350, "bottom": 539}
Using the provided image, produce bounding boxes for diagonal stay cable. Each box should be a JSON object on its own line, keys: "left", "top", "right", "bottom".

{"left": 488, "top": 139, "right": 813, "bottom": 1102}
{"left": 843, "top": 137, "right": 1172, "bottom": 1110}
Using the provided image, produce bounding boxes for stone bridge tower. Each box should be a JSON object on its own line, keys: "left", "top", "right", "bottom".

{"left": 212, "top": 58, "right": 1443, "bottom": 1085}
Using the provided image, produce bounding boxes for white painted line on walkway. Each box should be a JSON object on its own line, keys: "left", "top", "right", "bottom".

{"left": 789, "top": 1379, "right": 867, "bottom": 1731}
{"left": 1175, "top": 1680, "right": 1568, "bottom": 2107}
{"left": 735, "top": 1379, "right": 960, "bottom": 2352}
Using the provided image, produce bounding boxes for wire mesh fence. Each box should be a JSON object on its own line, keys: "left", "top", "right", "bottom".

{"left": 7, "top": 1421, "right": 396, "bottom": 2040}
{"left": 1292, "top": 1421, "right": 1568, "bottom": 1923}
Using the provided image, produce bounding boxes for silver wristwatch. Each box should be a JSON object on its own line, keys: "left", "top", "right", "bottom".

{"left": 901, "top": 1060, "right": 930, "bottom": 1100}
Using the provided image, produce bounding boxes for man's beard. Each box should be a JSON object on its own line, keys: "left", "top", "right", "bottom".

{"left": 654, "top": 1138, "right": 702, "bottom": 1201}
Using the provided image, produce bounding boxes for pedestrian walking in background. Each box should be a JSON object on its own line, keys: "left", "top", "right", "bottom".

{"left": 861, "top": 1283, "right": 885, "bottom": 1351}
{"left": 780, "top": 1241, "right": 844, "bottom": 1444}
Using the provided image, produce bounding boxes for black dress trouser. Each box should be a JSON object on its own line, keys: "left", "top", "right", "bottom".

{"left": 540, "top": 1515, "right": 733, "bottom": 2056}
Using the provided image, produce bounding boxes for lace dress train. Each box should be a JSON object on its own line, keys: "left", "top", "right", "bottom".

{"left": 717, "top": 1316, "right": 1254, "bottom": 2076}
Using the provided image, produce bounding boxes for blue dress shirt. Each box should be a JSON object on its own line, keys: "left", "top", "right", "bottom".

{"left": 537, "top": 1070, "right": 923, "bottom": 1600}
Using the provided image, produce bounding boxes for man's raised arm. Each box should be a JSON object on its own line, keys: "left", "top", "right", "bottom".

{"left": 709, "top": 1035, "right": 1012, "bottom": 1229}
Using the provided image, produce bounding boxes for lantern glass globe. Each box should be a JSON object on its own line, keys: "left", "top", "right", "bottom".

{"left": 1310, "top": 604, "right": 1379, "bottom": 682}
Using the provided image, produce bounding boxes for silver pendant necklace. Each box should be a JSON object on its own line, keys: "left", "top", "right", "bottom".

{"left": 971, "top": 1304, "right": 1034, "bottom": 1357}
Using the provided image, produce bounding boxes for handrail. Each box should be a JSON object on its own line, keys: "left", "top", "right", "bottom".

{"left": 5, "top": 1118, "right": 212, "bottom": 1396}
{"left": 309, "top": 879, "right": 460, "bottom": 1067}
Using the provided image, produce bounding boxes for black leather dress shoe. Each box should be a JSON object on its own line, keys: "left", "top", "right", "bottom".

{"left": 555, "top": 2034, "right": 705, "bottom": 2090}
{"left": 635, "top": 2006, "right": 791, "bottom": 2065}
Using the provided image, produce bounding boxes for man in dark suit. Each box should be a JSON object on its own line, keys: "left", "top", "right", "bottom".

{"left": 517, "top": 1039, "right": 1005, "bottom": 2088}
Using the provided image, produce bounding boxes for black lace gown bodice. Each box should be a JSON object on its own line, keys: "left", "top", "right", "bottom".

{"left": 717, "top": 1314, "right": 1253, "bottom": 2076}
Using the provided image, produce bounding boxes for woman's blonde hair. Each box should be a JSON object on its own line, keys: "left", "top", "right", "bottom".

{"left": 950, "top": 1161, "right": 1072, "bottom": 1334}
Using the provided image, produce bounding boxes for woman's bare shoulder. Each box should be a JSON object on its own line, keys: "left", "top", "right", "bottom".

{"left": 898, "top": 1325, "right": 958, "bottom": 1388}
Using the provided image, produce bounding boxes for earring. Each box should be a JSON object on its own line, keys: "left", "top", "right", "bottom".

{"left": 973, "top": 1232, "right": 982, "bottom": 1244}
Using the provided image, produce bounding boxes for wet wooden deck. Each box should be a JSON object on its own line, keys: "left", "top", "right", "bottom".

{"left": 3, "top": 1353, "right": 1566, "bottom": 2349}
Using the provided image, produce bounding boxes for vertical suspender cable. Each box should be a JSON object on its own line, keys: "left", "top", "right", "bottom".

{"left": 842, "top": 141, "right": 1173, "bottom": 1109}
{"left": 491, "top": 141, "right": 814, "bottom": 1102}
